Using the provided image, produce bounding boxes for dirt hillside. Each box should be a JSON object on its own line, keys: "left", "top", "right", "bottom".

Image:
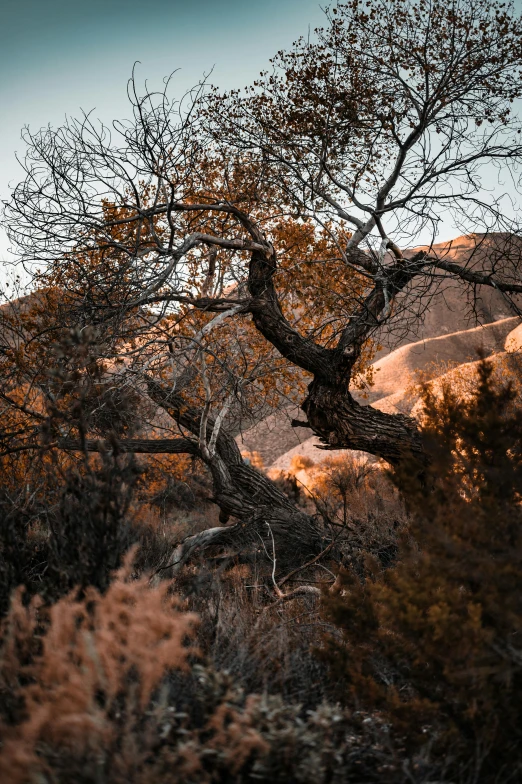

{"left": 238, "top": 234, "right": 522, "bottom": 472}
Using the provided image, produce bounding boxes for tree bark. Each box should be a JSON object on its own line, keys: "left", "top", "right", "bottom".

{"left": 60, "top": 430, "right": 323, "bottom": 571}
{"left": 59, "top": 375, "right": 325, "bottom": 570}
{"left": 247, "top": 241, "right": 429, "bottom": 465}
{"left": 146, "top": 379, "right": 324, "bottom": 566}
{"left": 301, "top": 379, "right": 425, "bottom": 465}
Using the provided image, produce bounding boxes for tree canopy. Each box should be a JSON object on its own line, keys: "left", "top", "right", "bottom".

{"left": 3, "top": 0, "right": 522, "bottom": 562}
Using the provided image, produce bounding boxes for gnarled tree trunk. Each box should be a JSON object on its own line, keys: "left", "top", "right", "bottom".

{"left": 301, "top": 379, "right": 424, "bottom": 465}
{"left": 248, "top": 242, "right": 429, "bottom": 465}
{"left": 60, "top": 378, "right": 325, "bottom": 572}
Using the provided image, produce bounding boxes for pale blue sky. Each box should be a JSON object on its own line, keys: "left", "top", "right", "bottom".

{"left": 2, "top": 0, "right": 522, "bottom": 272}
{"left": 0, "top": 0, "right": 324, "bottom": 265}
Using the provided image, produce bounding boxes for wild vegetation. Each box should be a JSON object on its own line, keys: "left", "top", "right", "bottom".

{"left": 1, "top": 0, "right": 522, "bottom": 780}
{"left": 0, "top": 352, "right": 521, "bottom": 782}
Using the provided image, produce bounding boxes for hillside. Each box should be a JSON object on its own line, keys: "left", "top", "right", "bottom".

{"left": 237, "top": 234, "right": 522, "bottom": 472}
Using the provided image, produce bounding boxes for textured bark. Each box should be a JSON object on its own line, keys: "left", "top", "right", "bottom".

{"left": 147, "top": 379, "right": 323, "bottom": 563}
{"left": 60, "top": 428, "right": 323, "bottom": 571}
{"left": 248, "top": 249, "right": 334, "bottom": 377}
{"left": 301, "top": 380, "right": 425, "bottom": 465}
{"left": 91, "top": 380, "right": 324, "bottom": 567}
{"left": 59, "top": 437, "right": 200, "bottom": 456}
{"left": 247, "top": 244, "right": 429, "bottom": 465}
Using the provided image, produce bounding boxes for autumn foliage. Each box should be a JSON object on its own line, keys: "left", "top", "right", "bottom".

{"left": 2, "top": 0, "right": 522, "bottom": 779}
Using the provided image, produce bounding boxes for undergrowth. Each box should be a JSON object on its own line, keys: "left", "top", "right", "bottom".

{"left": 0, "top": 358, "right": 521, "bottom": 781}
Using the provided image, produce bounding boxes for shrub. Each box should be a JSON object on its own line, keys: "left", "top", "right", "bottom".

{"left": 322, "top": 359, "right": 522, "bottom": 780}
{"left": 308, "top": 453, "right": 408, "bottom": 569}
{"left": 0, "top": 554, "right": 418, "bottom": 784}
{"left": 0, "top": 447, "right": 145, "bottom": 614}
{"left": 0, "top": 553, "right": 199, "bottom": 783}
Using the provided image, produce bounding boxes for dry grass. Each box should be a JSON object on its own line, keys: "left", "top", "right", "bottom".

{"left": 0, "top": 551, "right": 412, "bottom": 784}
{"left": 0, "top": 551, "right": 198, "bottom": 783}
{"left": 177, "top": 560, "right": 339, "bottom": 706}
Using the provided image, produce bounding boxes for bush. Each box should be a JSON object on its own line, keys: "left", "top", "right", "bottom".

{"left": 322, "top": 359, "right": 522, "bottom": 780}
{"left": 0, "top": 554, "right": 419, "bottom": 784}
{"left": 0, "top": 554, "right": 199, "bottom": 783}
{"left": 0, "top": 447, "right": 145, "bottom": 614}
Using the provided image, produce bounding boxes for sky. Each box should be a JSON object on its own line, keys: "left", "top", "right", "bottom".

{"left": 1, "top": 0, "right": 522, "bottom": 276}
{"left": 0, "top": 0, "right": 324, "bottom": 268}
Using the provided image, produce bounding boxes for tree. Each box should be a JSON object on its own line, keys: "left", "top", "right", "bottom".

{"left": 3, "top": 0, "right": 522, "bottom": 563}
